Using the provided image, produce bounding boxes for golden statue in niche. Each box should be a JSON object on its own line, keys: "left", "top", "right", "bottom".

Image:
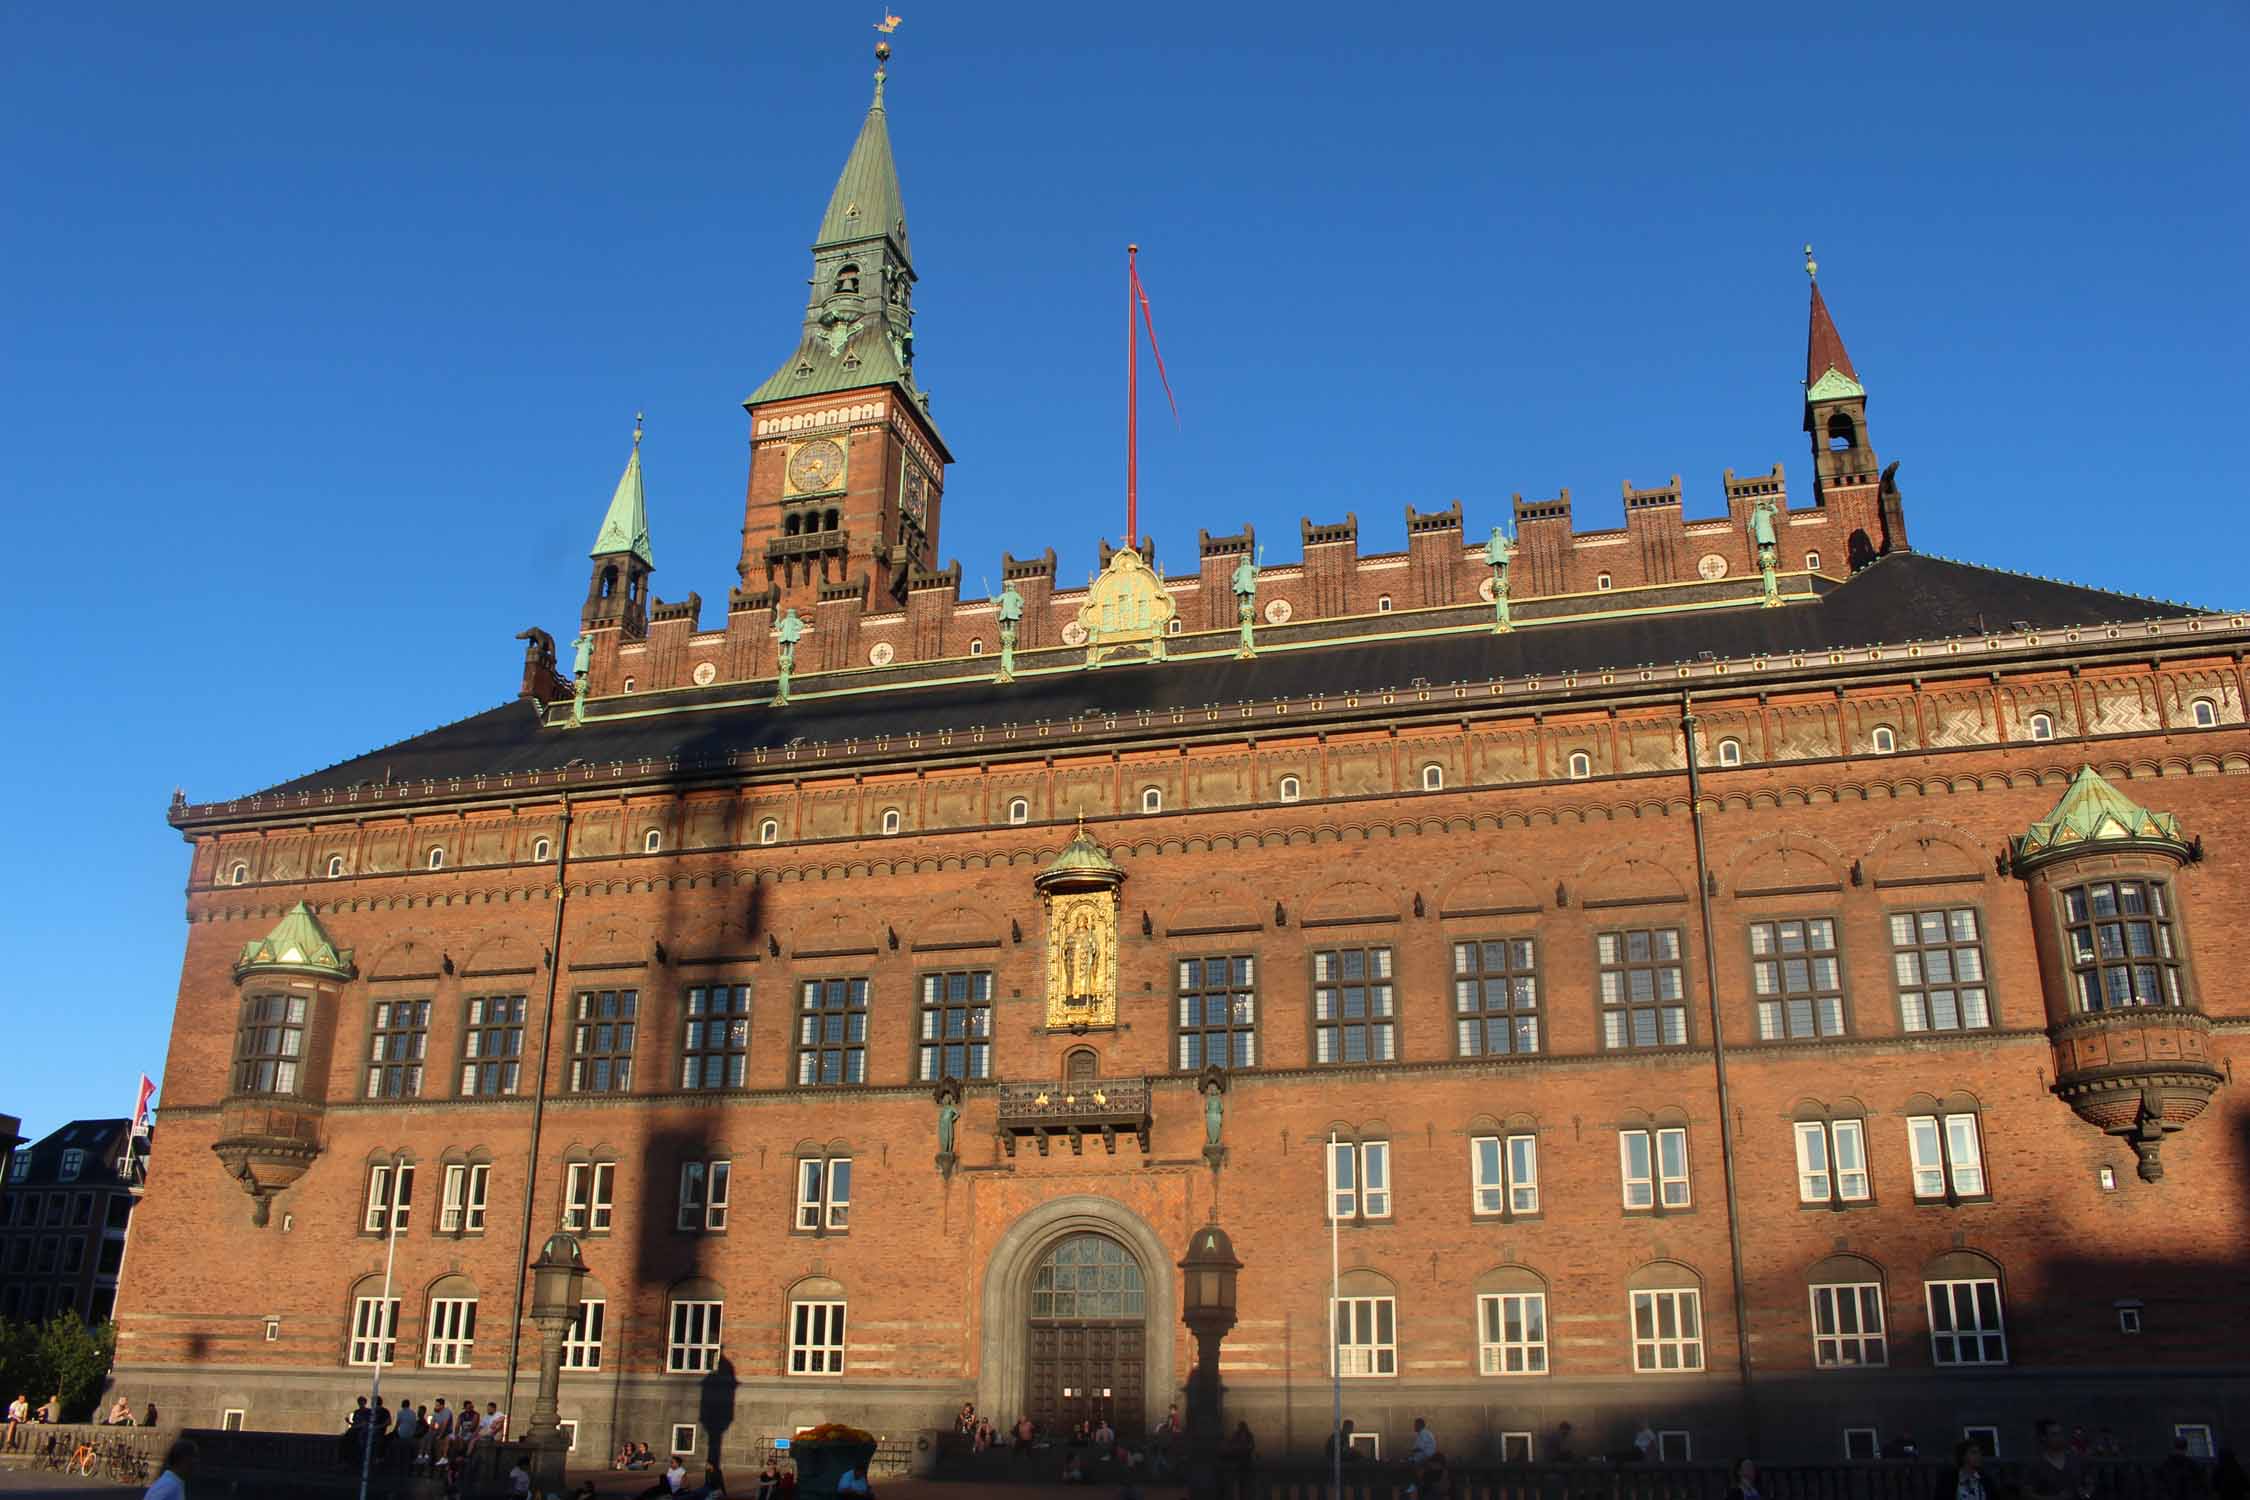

{"left": 1077, "top": 545, "right": 1177, "bottom": 667}
{"left": 1035, "top": 820, "right": 1126, "bottom": 1029}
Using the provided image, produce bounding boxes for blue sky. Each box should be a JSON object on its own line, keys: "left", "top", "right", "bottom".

{"left": 3, "top": 2, "right": 2244, "bottom": 1140}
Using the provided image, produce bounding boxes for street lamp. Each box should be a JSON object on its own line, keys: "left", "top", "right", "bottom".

{"left": 526, "top": 1232, "right": 588, "bottom": 1494}
{"left": 1179, "top": 1221, "right": 1242, "bottom": 1500}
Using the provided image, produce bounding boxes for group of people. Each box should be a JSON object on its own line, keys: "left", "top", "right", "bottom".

{"left": 956, "top": 1401, "right": 1223, "bottom": 1489}
{"left": 339, "top": 1392, "right": 509, "bottom": 1494}
{"left": 2, "top": 1391, "right": 66, "bottom": 1447}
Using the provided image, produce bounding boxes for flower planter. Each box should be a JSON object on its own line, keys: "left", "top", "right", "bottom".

{"left": 788, "top": 1439, "right": 878, "bottom": 1498}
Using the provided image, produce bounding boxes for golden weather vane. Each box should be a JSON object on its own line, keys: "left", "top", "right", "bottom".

{"left": 874, "top": 12, "right": 902, "bottom": 33}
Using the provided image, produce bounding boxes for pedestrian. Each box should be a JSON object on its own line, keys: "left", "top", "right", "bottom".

{"left": 146, "top": 1439, "right": 197, "bottom": 1500}
{"left": 1727, "top": 1459, "right": 1762, "bottom": 1500}
{"left": 5, "top": 1393, "right": 27, "bottom": 1452}
{"left": 108, "top": 1395, "right": 134, "bottom": 1426}
{"left": 639, "top": 1454, "right": 688, "bottom": 1500}
{"left": 1552, "top": 1422, "right": 1576, "bottom": 1464}
{"left": 40, "top": 1392, "right": 61, "bottom": 1424}
{"left": 2026, "top": 1421, "right": 2094, "bottom": 1500}
{"left": 1013, "top": 1416, "right": 1035, "bottom": 1461}
{"left": 1635, "top": 1421, "right": 1658, "bottom": 1463}
{"left": 483, "top": 1402, "right": 507, "bottom": 1441}
{"left": 2213, "top": 1450, "right": 2248, "bottom": 1500}
{"left": 1222, "top": 1421, "right": 1256, "bottom": 1496}
{"left": 755, "top": 1457, "right": 782, "bottom": 1499}
{"left": 2157, "top": 1438, "right": 2210, "bottom": 1500}
{"left": 1409, "top": 1418, "right": 1438, "bottom": 1466}
{"left": 1938, "top": 1439, "right": 1989, "bottom": 1500}
{"left": 1324, "top": 1420, "right": 1360, "bottom": 1465}
{"left": 836, "top": 1464, "right": 873, "bottom": 1496}
{"left": 394, "top": 1398, "right": 421, "bottom": 1469}
{"left": 1419, "top": 1452, "right": 1456, "bottom": 1500}
{"left": 956, "top": 1402, "right": 976, "bottom": 1435}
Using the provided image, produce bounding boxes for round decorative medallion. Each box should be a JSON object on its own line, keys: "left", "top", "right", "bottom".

{"left": 1478, "top": 576, "right": 1498, "bottom": 603}
{"left": 691, "top": 661, "right": 717, "bottom": 687}
{"left": 787, "top": 437, "right": 846, "bottom": 494}
{"left": 1697, "top": 553, "right": 1729, "bottom": 580}
{"left": 1061, "top": 621, "right": 1090, "bottom": 647}
{"left": 868, "top": 641, "right": 896, "bottom": 667}
{"left": 1264, "top": 598, "right": 1293, "bottom": 625}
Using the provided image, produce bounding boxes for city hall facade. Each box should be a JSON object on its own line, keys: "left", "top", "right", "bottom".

{"left": 119, "top": 46, "right": 2250, "bottom": 1466}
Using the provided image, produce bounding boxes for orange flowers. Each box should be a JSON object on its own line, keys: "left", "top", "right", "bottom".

{"left": 795, "top": 1424, "right": 875, "bottom": 1446}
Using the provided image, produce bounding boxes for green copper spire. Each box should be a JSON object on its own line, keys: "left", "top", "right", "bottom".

{"left": 2014, "top": 765, "right": 2190, "bottom": 869}
{"left": 235, "top": 901, "right": 357, "bottom": 982}
{"left": 816, "top": 47, "right": 909, "bottom": 259}
{"left": 589, "top": 414, "right": 654, "bottom": 568}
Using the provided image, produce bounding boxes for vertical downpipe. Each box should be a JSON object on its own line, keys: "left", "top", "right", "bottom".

{"left": 503, "top": 799, "right": 574, "bottom": 1430}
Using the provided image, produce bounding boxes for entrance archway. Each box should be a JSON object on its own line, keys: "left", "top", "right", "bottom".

{"left": 978, "top": 1195, "right": 1177, "bottom": 1437}
{"left": 1026, "top": 1234, "right": 1145, "bottom": 1436}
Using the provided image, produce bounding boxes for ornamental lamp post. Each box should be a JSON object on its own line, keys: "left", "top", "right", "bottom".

{"left": 1179, "top": 1221, "right": 1242, "bottom": 1500}
{"left": 526, "top": 1232, "right": 588, "bottom": 1494}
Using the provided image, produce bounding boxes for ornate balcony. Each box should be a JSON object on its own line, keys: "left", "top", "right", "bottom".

{"left": 996, "top": 1077, "right": 1151, "bottom": 1156}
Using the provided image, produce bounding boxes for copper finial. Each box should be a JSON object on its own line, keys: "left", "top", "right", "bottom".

{"left": 1803, "top": 243, "right": 1819, "bottom": 280}
{"left": 633, "top": 411, "right": 644, "bottom": 450}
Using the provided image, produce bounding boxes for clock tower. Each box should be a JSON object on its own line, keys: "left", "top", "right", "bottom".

{"left": 739, "top": 41, "right": 951, "bottom": 613}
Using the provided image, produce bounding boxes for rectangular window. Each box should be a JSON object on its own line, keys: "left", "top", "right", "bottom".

{"left": 1630, "top": 1288, "right": 1704, "bottom": 1371}
{"left": 1327, "top": 1140, "right": 1391, "bottom": 1221}
{"left": 348, "top": 1295, "right": 400, "bottom": 1367}
{"left": 1926, "top": 1279, "right": 2007, "bottom": 1365}
{"left": 70, "top": 1193, "right": 92, "bottom": 1227}
{"left": 1453, "top": 937, "right": 1540, "bottom": 1056}
{"left": 1597, "top": 929, "right": 1688, "bottom": 1048}
{"left": 234, "top": 992, "right": 309, "bottom": 1095}
{"left": 2177, "top": 1427, "right": 2216, "bottom": 1461}
{"left": 221, "top": 1411, "right": 245, "bottom": 1433}
{"left": 1963, "top": 1428, "right": 2000, "bottom": 1459}
{"left": 424, "top": 1297, "right": 477, "bottom": 1368}
{"left": 681, "top": 984, "right": 751, "bottom": 1090}
{"left": 562, "top": 1299, "right": 605, "bottom": 1371}
{"left": 565, "top": 1162, "right": 615, "bottom": 1234}
{"left": 669, "top": 1425, "right": 697, "bottom": 1458}
{"left": 1908, "top": 1114, "right": 1987, "bottom": 1200}
{"left": 1471, "top": 1135, "right": 1539, "bottom": 1216}
{"left": 1477, "top": 1292, "right": 1548, "bottom": 1375}
{"left": 460, "top": 995, "right": 527, "bottom": 1096}
{"left": 1332, "top": 1295, "right": 1397, "bottom": 1377}
{"left": 795, "top": 1157, "right": 852, "bottom": 1232}
{"left": 1619, "top": 1128, "right": 1690, "bottom": 1209}
{"left": 797, "top": 978, "right": 869, "bottom": 1086}
{"left": 918, "top": 971, "right": 994, "bottom": 1081}
{"left": 1794, "top": 1120, "right": 1870, "bottom": 1203}
{"left": 61, "top": 1237, "right": 85, "bottom": 1274}
{"left": 439, "top": 1163, "right": 489, "bottom": 1234}
{"left": 677, "top": 1160, "right": 730, "bottom": 1232}
{"left": 1502, "top": 1434, "right": 1535, "bottom": 1463}
{"left": 34, "top": 1237, "right": 58, "bottom": 1274}
{"left": 366, "top": 999, "right": 431, "bottom": 1099}
{"left": 2062, "top": 879, "right": 2186, "bottom": 1011}
{"left": 666, "top": 1300, "right": 723, "bottom": 1374}
{"left": 789, "top": 1300, "right": 847, "bottom": 1375}
{"left": 42, "top": 1195, "right": 64, "bottom": 1227}
{"left": 363, "top": 1162, "right": 414, "bottom": 1235}
{"left": 1176, "top": 955, "right": 1257, "bottom": 1071}
{"left": 1312, "top": 948, "right": 1395, "bottom": 1064}
{"left": 1845, "top": 1429, "right": 1881, "bottom": 1462}
{"left": 568, "top": 988, "right": 637, "bottom": 1093}
{"left": 1891, "top": 909, "right": 1992, "bottom": 1031}
{"left": 1749, "top": 919, "right": 1847, "bottom": 1040}
{"left": 1658, "top": 1432, "right": 1692, "bottom": 1462}
{"left": 1810, "top": 1283, "right": 1888, "bottom": 1367}
{"left": 96, "top": 1238, "right": 123, "bottom": 1275}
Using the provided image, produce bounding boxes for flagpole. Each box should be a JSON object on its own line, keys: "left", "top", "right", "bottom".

{"left": 1329, "top": 1129, "right": 1341, "bottom": 1500}
{"left": 1127, "top": 243, "right": 1139, "bottom": 550}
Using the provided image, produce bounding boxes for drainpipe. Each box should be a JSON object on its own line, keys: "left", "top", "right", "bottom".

{"left": 1682, "top": 697, "right": 1758, "bottom": 1449}
{"left": 504, "top": 798, "right": 573, "bottom": 1433}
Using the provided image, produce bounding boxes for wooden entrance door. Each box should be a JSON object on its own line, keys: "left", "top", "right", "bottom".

{"left": 1024, "top": 1233, "right": 1147, "bottom": 1438}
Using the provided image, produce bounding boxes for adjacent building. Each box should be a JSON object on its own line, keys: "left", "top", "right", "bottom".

{"left": 1, "top": 1119, "right": 149, "bottom": 1326}
{"left": 115, "top": 43, "right": 2247, "bottom": 1467}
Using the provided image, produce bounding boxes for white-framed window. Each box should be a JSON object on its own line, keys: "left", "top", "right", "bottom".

{"left": 439, "top": 1162, "right": 489, "bottom": 1233}
{"left": 264, "top": 1319, "right": 279, "bottom": 1342}
{"left": 1327, "top": 1139, "right": 1391, "bottom": 1221}
{"left": 532, "top": 837, "right": 551, "bottom": 863}
{"left": 622, "top": 677, "right": 635, "bottom": 693}
{"left": 1619, "top": 1128, "right": 1689, "bottom": 1209}
{"left": 58, "top": 1150, "right": 83, "bottom": 1182}
{"left": 669, "top": 1424, "right": 697, "bottom": 1458}
{"left": 795, "top": 1157, "right": 852, "bottom": 1232}
{"left": 230, "top": 862, "right": 249, "bottom": 885}
{"left": 2190, "top": 697, "right": 2218, "bottom": 728}
{"left": 2028, "top": 712, "right": 2055, "bottom": 742}
{"left": 1502, "top": 1433, "right": 1535, "bottom": 1462}
{"left": 348, "top": 1295, "right": 400, "bottom": 1367}
{"left": 789, "top": 1299, "right": 847, "bottom": 1375}
{"left": 1596, "top": 572, "right": 1613, "bottom": 591}
{"left": 1567, "top": 751, "right": 1592, "bottom": 780}
{"left": 564, "top": 1161, "right": 614, "bottom": 1233}
{"left": 880, "top": 808, "right": 902, "bottom": 835}
{"left": 969, "top": 638, "right": 985, "bottom": 656}
{"left": 1630, "top": 1288, "right": 1704, "bottom": 1371}
{"left": 644, "top": 829, "right": 663, "bottom": 853}
{"left": 1008, "top": 797, "right": 1029, "bottom": 825}
{"left": 1141, "top": 786, "right": 1163, "bottom": 813}
{"left": 1349, "top": 1433, "right": 1382, "bottom": 1459}
{"left": 1963, "top": 1427, "right": 2000, "bottom": 1458}
{"left": 677, "top": 1160, "right": 730, "bottom": 1231}
{"left": 563, "top": 1299, "right": 605, "bottom": 1370}
{"left": 1278, "top": 776, "right": 1301, "bottom": 803}
{"left": 1811, "top": 1282, "right": 1888, "bottom": 1367}
{"left": 557, "top": 1421, "right": 578, "bottom": 1453}
{"left": 758, "top": 819, "right": 779, "bottom": 845}
{"left": 1331, "top": 1295, "right": 1397, "bottom": 1377}
{"left": 1870, "top": 725, "right": 1897, "bottom": 754}
{"left": 221, "top": 1410, "right": 245, "bottom": 1432}
{"left": 364, "top": 1162, "right": 414, "bottom": 1235}
{"left": 1421, "top": 763, "right": 1444, "bottom": 791}
{"left": 1926, "top": 1278, "right": 2006, "bottom": 1365}
{"left": 1477, "top": 1292, "right": 1548, "bottom": 1375}
{"left": 427, "top": 847, "right": 445, "bottom": 870}
{"left": 666, "top": 1300, "right": 723, "bottom": 1373}
{"left": 2117, "top": 1303, "right": 2143, "bottom": 1335}
{"left": 1908, "top": 1114, "right": 1987, "bottom": 1199}
{"left": 1805, "top": 550, "right": 1822, "bottom": 571}
{"left": 424, "top": 1297, "right": 477, "bottom": 1368}
{"left": 1845, "top": 1429, "right": 1880, "bottom": 1461}
{"left": 1794, "top": 1120, "right": 1870, "bottom": 1203}
{"left": 1471, "top": 1134, "right": 1538, "bottom": 1216}
{"left": 327, "top": 855, "right": 346, "bottom": 878}
{"left": 2177, "top": 1426, "right": 2215, "bottom": 1460}
{"left": 1716, "top": 738, "right": 1742, "bottom": 767}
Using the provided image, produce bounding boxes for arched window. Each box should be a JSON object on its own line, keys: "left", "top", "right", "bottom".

{"left": 1165, "top": 617, "right": 1182, "bottom": 635}
{"left": 1377, "top": 595, "right": 1393, "bottom": 613}
{"left": 1567, "top": 751, "right": 1592, "bottom": 780}
{"left": 1827, "top": 412, "right": 1857, "bottom": 452}
{"left": 1596, "top": 573, "right": 1614, "bottom": 591}
{"left": 427, "top": 848, "right": 446, "bottom": 871}
{"left": 1625, "top": 1260, "right": 1705, "bottom": 1371}
{"left": 785, "top": 513, "right": 802, "bottom": 536}
{"left": 759, "top": 819, "right": 779, "bottom": 846}
{"left": 644, "top": 829, "right": 663, "bottom": 853}
{"left": 1922, "top": 1250, "right": 2007, "bottom": 1366}
{"left": 788, "top": 1275, "right": 849, "bottom": 1376}
{"left": 835, "top": 263, "right": 859, "bottom": 294}
{"left": 532, "top": 837, "right": 552, "bottom": 864}
{"left": 599, "top": 566, "right": 617, "bottom": 600}
{"left": 1475, "top": 1264, "right": 1549, "bottom": 1376}
{"left": 1279, "top": 775, "right": 1302, "bottom": 803}
{"left": 422, "top": 1274, "right": 480, "bottom": 1369}
{"left": 622, "top": 677, "right": 635, "bottom": 693}
{"left": 1063, "top": 1048, "right": 1099, "bottom": 1083}
{"left": 1007, "top": 798, "right": 1029, "bottom": 825}
{"left": 1716, "top": 738, "right": 1743, "bottom": 767}
{"left": 1421, "top": 764, "right": 1444, "bottom": 791}
{"left": 1806, "top": 1253, "right": 1888, "bottom": 1369}
{"left": 1870, "top": 725, "right": 1897, "bottom": 755}
{"left": 229, "top": 862, "right": 249, "bottom": 886}
{"left": 1033, "top": 1234, "right": 1145, "bottom": 1323}
{"left": 1806, "top": 550, "right": 1822, "bottom": 571}
{"left": 969, "top": 638, "right": 985, "bottom": 656}
{"left": 880, "top": 809, "right": 902, "bottom": 836}
{"left": 665, "top": 1277, "right": 725, "bottom": 1375}
{"left": 824, "top": 509, "right": 839, "bottom": 532}
{"left": 2027, "top": 712, "right": 2055, "bottom": 742}
{"left": 1330, "top": 1265, "right": 1398, "bottom": 1377}
{"left": 1141, "top": 787, "right": 1162, "bottom": 814}
{"left": 2191, "top": 697, "right": 2218, "bottom": 728}
{"left": 325, "top": 855, "right": 345, "bottom": 879}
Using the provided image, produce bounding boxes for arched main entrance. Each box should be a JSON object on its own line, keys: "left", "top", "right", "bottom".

{"left": 1026, "top": 1234, "right": 1146, "bottom": 1436}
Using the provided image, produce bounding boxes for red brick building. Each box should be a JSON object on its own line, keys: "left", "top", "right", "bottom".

{"left": 120, "top": 45, "right": 2249, "bottom": 1469}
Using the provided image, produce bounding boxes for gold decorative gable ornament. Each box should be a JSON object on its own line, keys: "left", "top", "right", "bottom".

{"left": 1077, "top": 547, "right": 1178, "bottom": 667}
{"left": 1035, "top": 821, "right": 1126, "bottom": 1028}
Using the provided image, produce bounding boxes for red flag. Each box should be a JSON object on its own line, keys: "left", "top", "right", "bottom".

{"left": 1131, "top": 264, "right": 1179, "bottom": 428}
{"left": 133, "top": 1075, "right": 155, "bottom": 1133}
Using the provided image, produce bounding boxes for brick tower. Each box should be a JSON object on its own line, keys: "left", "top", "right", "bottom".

{"left": 582, "top": 417, "right": 654, "bottom": 638}
{"left": 1801, "top": 255, "right": 1906, "bottom": 564}
{"left": 738, "top": 41, "right": 951, "bottom": 613}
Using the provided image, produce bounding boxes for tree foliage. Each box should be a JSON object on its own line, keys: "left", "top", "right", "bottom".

{"left": 0, "top": 1315, "right": 116, "bottom": 1421}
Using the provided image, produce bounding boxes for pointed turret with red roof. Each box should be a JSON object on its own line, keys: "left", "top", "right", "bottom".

{"left": 1800, "top": 247, "right": 1899, "bottom": 558}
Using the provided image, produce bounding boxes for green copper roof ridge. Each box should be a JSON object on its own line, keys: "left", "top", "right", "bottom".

{"left": 2015, "top": 764, "right": 2187, "bottom": 859}
{"left": 589, "top": 433, "right": 654, "bottom": 568}
{"left": 236, "top": 899, "right": 357, "bottom": 980}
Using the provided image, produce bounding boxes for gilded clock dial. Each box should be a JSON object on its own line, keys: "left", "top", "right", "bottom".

{"left": 787, "top": 438, "right": 846, "bottom": 495}
{"left": 902, "top": 463, "right": 929, "bottom": 527}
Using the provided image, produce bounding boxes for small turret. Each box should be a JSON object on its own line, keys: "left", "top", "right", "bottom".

{"left": 584, "top": 415, "right": 654, "bottom": 638}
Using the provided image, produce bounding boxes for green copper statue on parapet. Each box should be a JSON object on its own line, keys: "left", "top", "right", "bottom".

{"left": 569, "top": 632, "right": 593, "bottom": 725}
{"left": 774, "top": 607, "right": 806, "bottom": 703}
{"left": 1748, "top": 498, "right": 1781, "bottom": 607}
{"left": 996, "top": 578, "right": 1024, "bottom": 682}
{"left": 1484, "top": 525, "right": 1516, "bottom": 633}
{"left": 1231, "top": 548, "right": 1260, "bottom": 658}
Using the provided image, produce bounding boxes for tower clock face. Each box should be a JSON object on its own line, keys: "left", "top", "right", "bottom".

{"left": 787, "top": 438, "right": 846, "bottom": 495}
{"left": 901, "top": 462, "right": 929, "bottom": 527}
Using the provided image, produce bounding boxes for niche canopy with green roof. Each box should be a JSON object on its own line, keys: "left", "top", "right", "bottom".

{"left": 2013, "top": 765, "right": 2192, "bottom": 873}
{"left": 1035, "top": 821, "right": 1125, "bottom": 892}
{"left": 235, "top": 902, "right": 357, "bottom": 983}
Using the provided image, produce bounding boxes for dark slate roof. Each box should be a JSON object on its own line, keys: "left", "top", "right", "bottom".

{"left": 9, "top": 1120, "right": 139, "bottom": 1190}
{"left": 247, "top": 554, "right": 2209, "bottom": 801}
